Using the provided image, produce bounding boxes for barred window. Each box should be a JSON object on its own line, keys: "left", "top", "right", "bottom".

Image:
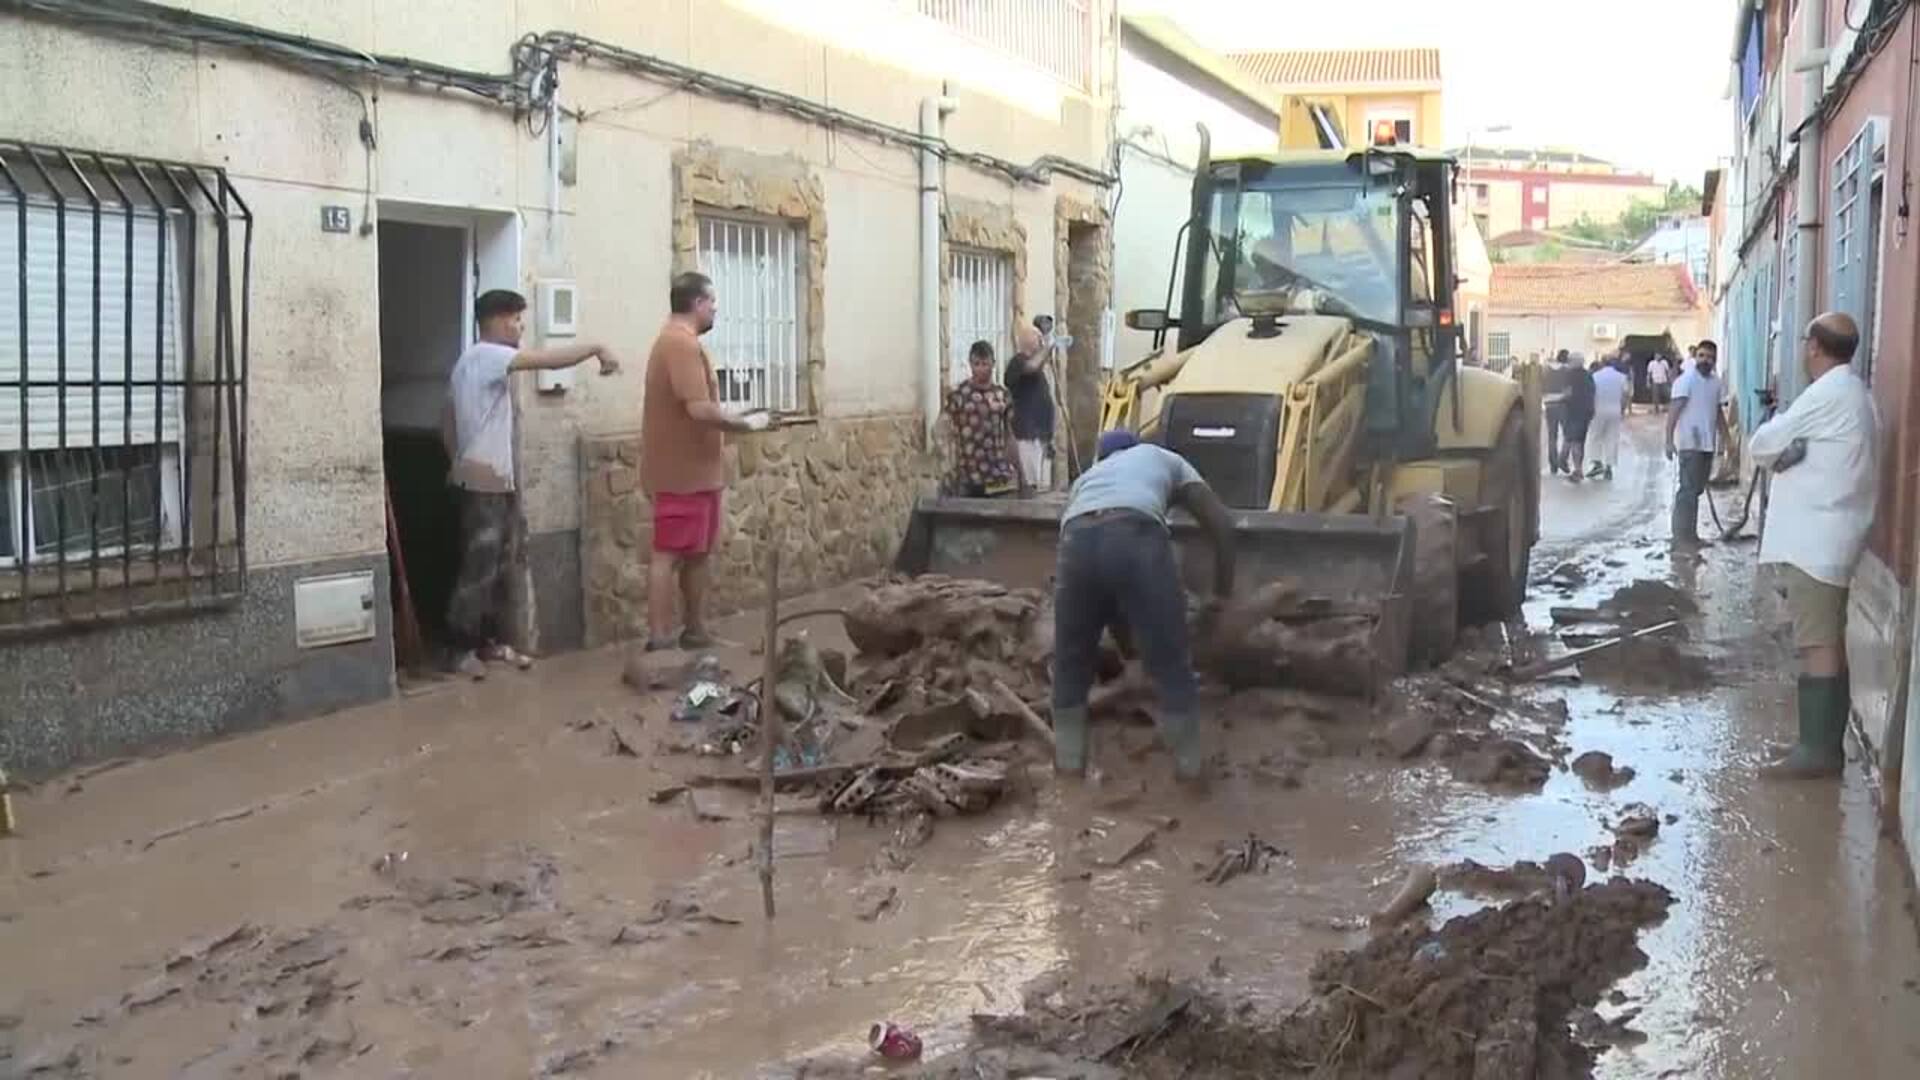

{"left": 0, "top": 143, "right": 249, "bottom": 631}
{"left": 1488, "top": 331, "right": 1512, "bottom": 358}
{"left": 696, "top": 213, "right": 804, "bottom": 412}
{"left": 948, "top": 247, "right": 1014, "bottom": 384}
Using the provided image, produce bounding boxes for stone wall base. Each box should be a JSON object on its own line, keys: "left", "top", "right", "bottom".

{"left": 581, "top": 415, "right": 937, "bottom": 646}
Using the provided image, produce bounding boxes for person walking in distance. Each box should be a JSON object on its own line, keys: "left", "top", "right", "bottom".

{"left": 1585, "top": 354, "right": 1631, "bottom": 480}
{"left": 1664, "top": 340, "right": 1727, "bottom": 547}
{"left": 1003, "top": 323, "right": 1055, "bottom": 495}
{"left": 1562, "top": 356, "right": 1597, "bottom": 483}
{"left": 1647, "top": 352, "right": 1672, "bottom": 414}
{"left": 641, "top": 271, "right": 773, "bottom": 652}
{"left": 1542, "top": 350, "right": 1574, "bottom": 475}
{"left": 943, "top": 340, "right": 1025, "bottom": 497}
{"left": 1050, "top": 431, "right": 1236, "bottom": 787}
{"left": 1752, "top": 313, "right": 1879, "bottom": 778}
{"left": 444, "top": 290, "right": 619, "bottom": 678}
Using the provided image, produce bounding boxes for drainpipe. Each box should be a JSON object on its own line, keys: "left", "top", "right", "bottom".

{"left": 1788, "top": 0, "right": 1824, "bottom": 402}
{"left": 920, "top": 93, "right": 959, "bottom": 443}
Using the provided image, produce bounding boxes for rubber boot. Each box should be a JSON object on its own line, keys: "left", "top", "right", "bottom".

{"left": 1158, "top": 710, "right": 1205, "bottom": 785}
{"left": 1761, "top": 675, "right": 1847, "bottom": 779}
{"left": 1053, "top": 705, "right": 1089, "bottom": 777}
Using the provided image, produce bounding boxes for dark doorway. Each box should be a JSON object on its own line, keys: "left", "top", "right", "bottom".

{"left": 378, "top": 220, "right": 468, "bottom": 671}
{"left": 1618, "top": 332, "right": 1677, "bottom": 404}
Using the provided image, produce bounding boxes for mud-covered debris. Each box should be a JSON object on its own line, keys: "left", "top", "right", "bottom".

{"left": 1544, "top": 561, "right": 1589, "bottom": 588}
{"left": 1603, "top": 579, "right": 1700, "bottom": 621}
{"left": 1086, "top": 820, "right": 1158, "bottom": 869}
{"left": 1380, "top": 712, "right": 1435, "bottom": 759}
{"left": 1613, "top": 804, "right": 1660, "bottom": 841}
{"left": 1571, "top": 1004, "right": 1648, "bottom": 1048}
{"left": 1438, "top": 858, "right": 1555, "bottom": 898}
{"left": 854, "top": 885, "right": 899, "bottom": 922}
{"left": 1571, "top": 750, "right": 1637, "bottom": 789}
{"left": 1370, "top": 864, "right": 1438, "bottom": 927}
{"left": 639, "top": 895, "right": 743, "bottom": 928}
{"left": 1194, "top": 583, "right": 1382, "bottom": 697}
{"left": 1203, "top": 833, "right": 1286, "bottom": 885}
{"left": 921, "top": 880, "right": 1675, "bottom": 1078}
{"left": 1451, "top": 737, "right": 1553, "bottom": 788}
{"left": 1587, "top": 844, "right": 1614, "bottom": 873}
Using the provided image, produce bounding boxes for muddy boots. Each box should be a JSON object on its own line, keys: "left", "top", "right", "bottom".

{"left": 1761, "top": 675, "right": 1848, "bottom": 779}
{"left": 1053, "top": 705, "right": 1088, "bottom": 777}
{"left": 1159, "top": 710, "right": 1205, "bottom": 785}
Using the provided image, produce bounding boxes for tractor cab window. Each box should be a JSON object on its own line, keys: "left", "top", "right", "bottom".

{"left": 1198, "top": 174, "right": 1401, "bottom": 332}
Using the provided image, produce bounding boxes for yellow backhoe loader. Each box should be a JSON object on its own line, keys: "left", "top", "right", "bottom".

{"left": 896, "top": 128, "right": 1540, "bottom": 674}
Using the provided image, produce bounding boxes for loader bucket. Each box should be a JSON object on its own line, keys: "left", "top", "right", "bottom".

{"left": 892, "top": 495, "right": 1416, "bottom": 677}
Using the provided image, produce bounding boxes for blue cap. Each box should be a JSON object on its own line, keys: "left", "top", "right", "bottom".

{"left": 1096, "top": 429, "right": 1140, "bottom": 460}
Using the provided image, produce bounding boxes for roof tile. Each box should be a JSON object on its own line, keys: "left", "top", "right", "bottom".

{"left": 1491, "top": 263, "right": 1700, "bottom": 312}
{"left": 1228, "top": 47, "right": 1442, "bottom": 88}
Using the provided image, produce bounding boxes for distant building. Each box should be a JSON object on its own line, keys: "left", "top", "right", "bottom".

{"left": 1227, "top": 47, "right": 1443, "bottom": 149}
{"left": 1485, "top": 230, "right": 1618, "bottom": 266}
{"left": 1623, "top": 214, "right": 1711, "bottom": 291}
{"left": 1487, "top": 263, "right": 1705, "bottom": 385}
{"left": 1453, "top": 146, "right": 1664, "bottom": 241}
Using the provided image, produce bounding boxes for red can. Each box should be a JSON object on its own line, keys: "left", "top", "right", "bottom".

{"left": 868, "top": 1021, "right": 923, "bottom": 1061}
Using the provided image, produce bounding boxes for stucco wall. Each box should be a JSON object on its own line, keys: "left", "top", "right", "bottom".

{"left": 0, "top": 0, "right": 1114, "bottom": 772}
{"left": 1489, "top": 311, "right": 1708, "bottom": 363}
{"left": 1, "top": 1, "right": 1109, "bottom": 562}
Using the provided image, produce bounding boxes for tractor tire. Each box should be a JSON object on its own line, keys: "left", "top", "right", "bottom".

{"left": 1462, "top": 410, "right": 1532, "bottom": 622}
{"left": 1399, "top": 493, "right": 1459, "bottom": 669}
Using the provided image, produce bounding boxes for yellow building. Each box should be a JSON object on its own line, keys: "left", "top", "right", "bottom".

{"left": 1227, "top": 47, "right": 1444, "bottom": 149}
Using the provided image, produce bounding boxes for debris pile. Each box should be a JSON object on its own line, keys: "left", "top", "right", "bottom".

{"left": 844, "top": 575, "right": 1055, "bottom": 713}
{"left": 1193, "top": 583, "right": 1382, "bottom": 698}
{"left": 786, "top": 877, "right": 1675, "bottom": 1078}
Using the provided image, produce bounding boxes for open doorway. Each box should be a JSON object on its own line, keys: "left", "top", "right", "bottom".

{"left": 1617, "top": 332, "right": 1676, "bottom": 405}
{"left": 379, "top": 220, "right": 468, "bottom": 673}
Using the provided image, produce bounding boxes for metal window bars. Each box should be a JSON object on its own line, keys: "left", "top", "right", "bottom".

{"left": 948, "top": 247, "right": 1014, "bottom": 385}
{"left": 0, "top": 141, "right": 251, "bottom": 636}
{"left": 696, "top": 214, "right": 803, "bottom": 413}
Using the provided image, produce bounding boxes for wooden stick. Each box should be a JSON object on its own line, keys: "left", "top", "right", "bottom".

{"left": 990, "top": 677, "right": 1056, "bottom": 750}
{"left": 758, "top": 543, "right": 781, "bottom": 921}
{"left": 1510, "top": 619, "right": 1680, "bottom": 682}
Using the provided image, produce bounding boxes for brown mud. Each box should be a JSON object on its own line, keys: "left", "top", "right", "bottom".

{"left": 782, "top": 878, "right": 1675, "bottom": 1079}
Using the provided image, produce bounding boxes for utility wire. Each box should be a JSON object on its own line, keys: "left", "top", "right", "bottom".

{"left": 5, "top": 0, "right": 1114, "bottom": 189}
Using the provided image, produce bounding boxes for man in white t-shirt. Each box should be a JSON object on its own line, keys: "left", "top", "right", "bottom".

{"left": 1752, "top": 312, "right": 1879, "bottom": 778}
{"left": 443, "top": 289, "right": 619, "bottom": 677}
{"left": 1585, "top": 355, "right": 1631, "bottom": 480}
{"left": 1647, "top": 354, "right": 1672, "bottom": 413}
{"left": 1664, "top": 339, "right": 1726, "bottom": 547}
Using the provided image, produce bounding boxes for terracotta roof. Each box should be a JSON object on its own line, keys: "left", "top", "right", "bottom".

{"left": 1491, "top": 263, "right": 1700, "bottom": 312}
{"left": 1229, "top": 47, "right": 1441, "bottom": 89}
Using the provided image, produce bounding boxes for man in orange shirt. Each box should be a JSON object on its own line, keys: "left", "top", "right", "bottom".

{"left": 641, "top": 271, "right": 770, "bottom": 651}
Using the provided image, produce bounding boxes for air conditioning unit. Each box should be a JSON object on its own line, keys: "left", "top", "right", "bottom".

{"left": 1591, "top": 322, "right": 1619, "bottom": 341}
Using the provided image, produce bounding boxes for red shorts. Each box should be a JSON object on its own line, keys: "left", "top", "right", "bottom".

{"left": 652, "top": 490, "right": 723, "bottom": 556}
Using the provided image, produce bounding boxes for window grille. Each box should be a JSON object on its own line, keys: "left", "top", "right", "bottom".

{"left": 0, "top": 142, "right": 250, "bottom": 633}
{"left": 696, "top": 213, "right": 804, "bottom": 413}
{"left": 948, "top": 247, "right": 1014, "bottom": 385}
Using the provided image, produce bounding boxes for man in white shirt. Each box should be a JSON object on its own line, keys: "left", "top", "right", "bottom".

{"left": 1585, "top": 355, "right": 1631, "bottom": 480}
{"left": 1751, "top": 312, "right": 1879, "bottom": 778}
{"left": 1647, "top": 353, "right": 1672, "bottom": 413}
{"left": 1664, "top": 339, "right": 1727, "bottom": 547}
{"left": 444, "top": 289, "right": 619, "bottom": 677}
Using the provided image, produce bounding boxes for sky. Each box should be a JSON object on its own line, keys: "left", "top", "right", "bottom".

{"left": 1123, "top": 0, "right": 1736, "bottom": 183}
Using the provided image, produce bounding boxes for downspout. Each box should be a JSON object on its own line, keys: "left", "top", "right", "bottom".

{"left": 920, "top": 93, "right": 959, "bottom": 443}
{"left": 1788, "top": 0, "right": 1825, "bottom": 403}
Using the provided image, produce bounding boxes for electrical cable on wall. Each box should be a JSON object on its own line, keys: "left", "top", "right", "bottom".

{"left": 8, "top": 0, "right": 1117, "bottom": 190}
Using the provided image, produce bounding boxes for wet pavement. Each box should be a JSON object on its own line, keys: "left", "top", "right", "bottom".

{"left": 4, "top": 414, "right": 1920, "bottom": 1078}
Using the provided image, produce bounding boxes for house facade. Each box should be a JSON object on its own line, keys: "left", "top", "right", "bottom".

{"left": 1707, "top": 0, "right": 1920, "bottom": 873}
{"left": 0, "top": 0, "right": 1119, "bottom": 778}
{"left": 1226, "top": 47, "right": 1444, "bottom": 150}
{"left": 1486, "top": 263, "right": 1707, "bottom": 375}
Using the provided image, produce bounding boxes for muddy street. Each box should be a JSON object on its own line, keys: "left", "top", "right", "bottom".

{"left": 3, "top": 414, "right": 1918, "bottom": 1078}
